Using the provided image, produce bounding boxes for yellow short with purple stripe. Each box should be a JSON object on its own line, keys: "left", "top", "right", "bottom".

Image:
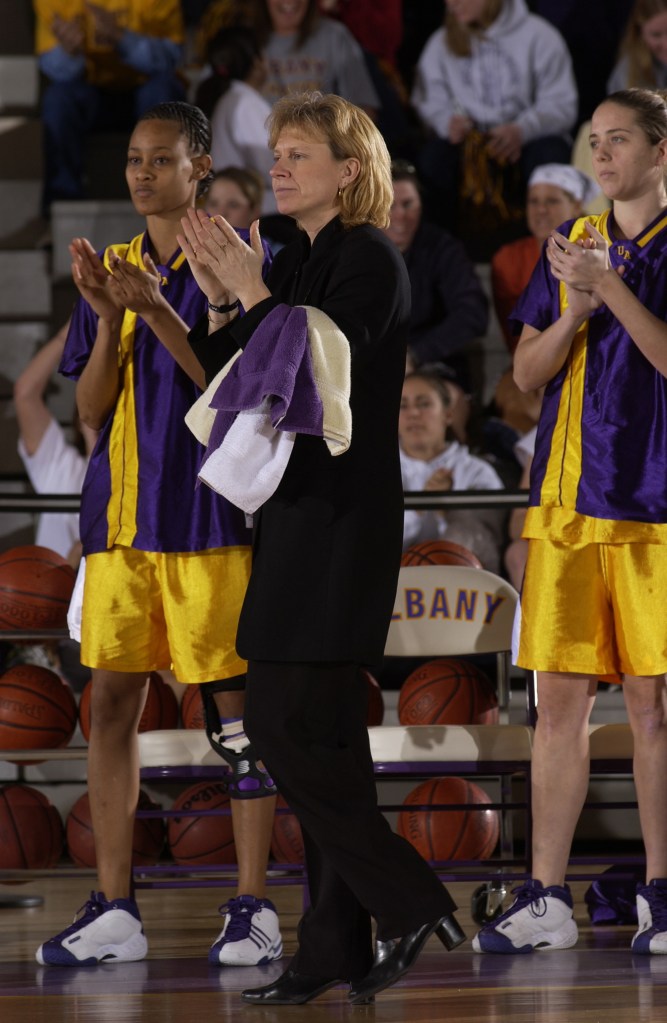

{"left": 80, "top": 547, "right": 250, "bottom": 683}
{"left": 517, "top": 539, "right": 667, "bottom": 678}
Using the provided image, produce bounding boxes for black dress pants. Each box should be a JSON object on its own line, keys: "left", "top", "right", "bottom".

{"left": 244, "top": 659, "right": 457, "bottom": 978}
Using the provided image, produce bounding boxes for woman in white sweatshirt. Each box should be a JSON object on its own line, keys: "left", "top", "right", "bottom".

{"left": 411, "top": 0, "right": 578, "bottom": 232}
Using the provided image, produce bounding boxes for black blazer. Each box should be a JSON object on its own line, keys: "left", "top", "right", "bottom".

{"left": 189, "top": 217, "right": 410, "bottom": 664}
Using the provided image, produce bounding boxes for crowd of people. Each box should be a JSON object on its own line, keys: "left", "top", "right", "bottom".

{"left": 8, "top": 0, "right": 667, "bottom": 1005}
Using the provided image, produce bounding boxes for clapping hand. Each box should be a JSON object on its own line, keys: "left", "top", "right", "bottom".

{"left": 177, "top": 208, "right": 265, "bottom": 309}
{"left": 108, "top": 252, "right": 165, "bottom": 315}
{"left": 547, "top": 222, "right": 621, "bottom": 317}
{"left": 70, "top": 238, "right": 122, "bottom": 323}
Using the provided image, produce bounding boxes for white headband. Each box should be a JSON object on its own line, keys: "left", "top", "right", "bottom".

{"left": 528, "top": 164, "right": 600, "bottom": 206}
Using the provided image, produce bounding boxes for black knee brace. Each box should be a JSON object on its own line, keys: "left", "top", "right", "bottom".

{"left": 200, "top": 679, "right": 277, "bottom": 800}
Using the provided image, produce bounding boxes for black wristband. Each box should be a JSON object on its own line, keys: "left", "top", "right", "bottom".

{"left": 208, "top": 299, "right": 240, "bottom": 314}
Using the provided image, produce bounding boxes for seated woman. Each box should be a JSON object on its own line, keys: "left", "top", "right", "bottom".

{"left": 204, "top": 166, "right": 264, "bottom": 226}
{"left": 251, "top": 0, "right": 379, "bottom": 116}
{"left": 411, "top": 0, "right": 578, "bottom": 236}
{"left": 400, "top": 369, "right": 505, "bottom": 573}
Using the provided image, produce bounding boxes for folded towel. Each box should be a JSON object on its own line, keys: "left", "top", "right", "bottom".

{"left": 197, "top": 398, "right": 295, "bottom": 514}
{"left": 186, "top": 304, "right": 353, "bottom": 513}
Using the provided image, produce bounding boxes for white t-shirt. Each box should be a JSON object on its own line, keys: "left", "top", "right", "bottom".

{"left": 210, "top": 80, "right": 277, "bottom": 214}
{"left": 18, "top": 418, "right": 88, "bottom": 560}
{"left": 401, "top": 442, "right": 504, "bottom": 569}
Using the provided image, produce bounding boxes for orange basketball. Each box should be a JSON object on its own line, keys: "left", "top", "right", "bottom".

{"left": 270, "top": 793, "right": 304, "bottom": 864}
{"left": 0, "top": 664, "right": 78, "bottom": 752}
{"left": 398, "top": 658, "right": 498, "bottom": 726}
{"left": 0, "top": 544, "right": 75, "bottom": 630}
{"left": 66, "top": 789, "right": 165, "bottom": 868}
{"left": 167, "top": 781, "right": 236, "bottom": 865}
{"left": 0, "top": 784, "right": 64, "bottom": 868}
{"left": 363, "top": 669, "right": 384, "bottom": 726}
{"left": 181, "top": 684, "right": 205, "bottom": 729}
{"left": 397, "top": 777, "right": 499, "bottom": 861}
{"left": 401, "top": 540, "right": 482, "bottom": 568}
{"left": 78, "top": 671, "right": 179, "bottom": 741}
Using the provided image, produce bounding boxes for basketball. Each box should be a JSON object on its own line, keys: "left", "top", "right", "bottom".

{"left": 0, "top": 544, "right": 76, "bottom": 630}
{"left": 167, "top": 781, "right": 236, "bottom": 865}
{"left": 271, "top": 793, "right": 304, "bottom": 864}
{"left": 397, "top": 776, "right": 499, "bottom": 861}
{"left": 78, "top": 671, "right": 179, "bottom": 741}
{"left": 0, "top": 664, "right": 78, "bottom": 751}
{"left": 363, "top": 669, "right": 384, "bottom": 726}
{"left": 66, "top": 789, "right": 165, "bottom": 868}
{"left": 0, "top": 784, "right": 64, "bottom": 869}
{"left": 398, "top": 658, "right": 498, "bottom": 726}
{"left": 181, "top": 684, "right": 205, "bottom": 729}
{"left": 401, "top": 540, "right": 483, "bottom": 568}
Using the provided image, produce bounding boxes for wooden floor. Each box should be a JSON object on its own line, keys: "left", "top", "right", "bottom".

{"left": 1, "top": 876, "right": 666, "bottom": 1023}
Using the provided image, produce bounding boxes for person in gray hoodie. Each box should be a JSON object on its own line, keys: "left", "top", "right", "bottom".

{"left": 411, "top": 0, "right": 578, "bottom": 233}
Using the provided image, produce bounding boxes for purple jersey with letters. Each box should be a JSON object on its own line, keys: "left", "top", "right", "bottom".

{"left": 60, "top": 231, "right": 253, "bottom": 555}
{"left": 511, "top": 209, "right": 667, "bottom": 544}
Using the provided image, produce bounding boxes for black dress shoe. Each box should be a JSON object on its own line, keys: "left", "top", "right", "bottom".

{"left": 348, "top": 914, "right": 466, "bottom": 1004}
{"left": 241, "top": 967, "right": 343, "bottom": 1005}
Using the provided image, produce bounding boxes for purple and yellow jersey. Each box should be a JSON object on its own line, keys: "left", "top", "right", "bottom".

{"left": 512, "top": 209, "right": 667, "bottom": 544}
{"left": 60, "top": 231, "right": 251, "bottom": 556}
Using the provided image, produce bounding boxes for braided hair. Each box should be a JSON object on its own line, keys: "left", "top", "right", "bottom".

{"left": 138, "top": 101, "right": 214, "bottom": 195}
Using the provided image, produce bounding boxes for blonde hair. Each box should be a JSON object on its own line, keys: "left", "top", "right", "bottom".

{"left": 267, "top": 92, "right": 393, "bottom": 228}
{"left": 445, "top": 0, "right": 503, "bottom": 57}
{"left": 617, "top": 0, "right": 667, "bottom": 88}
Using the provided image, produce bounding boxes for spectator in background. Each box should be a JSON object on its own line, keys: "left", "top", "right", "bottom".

{"left": 195, "top": 24, "right": 277, "bottom": 214}
{"left": 383, "top": 159, "right": 488, "bottom": 394}
{"left": 491, "top": 163, "right": 600, "bottom": 351}
{"left": 204, "top": 167, "right": 264, "bottom": 225}
{"left": 251, "top": 0, "right": 379, "bottom": 117}
{"left": 411, "top": 0, "right": 578, "bottom": 236}
{"left": 608, "top": 0, "right": 667, "bottom": 92}
{"left": 34, "top": 0, "right": 186, "bottom": 216}
{"left": 400, "top": 370, "right": 505, "bottom": 573}
{"left": 13, "top": 320, "right": 97, "bottom": 568}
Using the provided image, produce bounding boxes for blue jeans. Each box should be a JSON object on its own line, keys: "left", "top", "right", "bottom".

{"left": 41, "top": 73, "right": 185, "bottom": 213}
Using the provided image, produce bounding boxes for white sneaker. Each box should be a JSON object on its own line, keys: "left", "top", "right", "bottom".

{"left": 472, "top": 880, "right": 578, "bottom": 954}
{"left": 209, "top": 895, "right": 283, "bottom": 966}
{"left": 36, "top": 891, "right": 148, "bottom": 966}
{"left": 632, "top": 879, "right": 667, "bottom": 954}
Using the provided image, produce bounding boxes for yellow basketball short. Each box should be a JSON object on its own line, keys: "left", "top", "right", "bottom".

{"left": 516, "top": 539, "right": 667, "bottom": 678}
{"left": 80, "top": 546, "right": 251, "bottom": 683}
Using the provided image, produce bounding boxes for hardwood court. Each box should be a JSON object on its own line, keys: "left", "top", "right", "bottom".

{"left": 2, "top": 877, "right": 666, "bottom": 1023}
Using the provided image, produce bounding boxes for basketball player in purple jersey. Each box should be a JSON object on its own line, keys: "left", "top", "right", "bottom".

{"left": 474, "top": 88, "right": 667, "bottom": 955}
{"left": 36, "top": 102, "right": 282, "bottom": 968}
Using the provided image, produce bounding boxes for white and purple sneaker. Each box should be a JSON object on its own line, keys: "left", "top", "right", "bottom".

{"left": 36, "top": 891, "right": 147, "bottom": 966}
{"left": 209, "top": 894, "right": 283, "bottom": 966}
{"left": 472, "top": 880, "right": 578, "bottom": 954}
{"left": 632, "top": 879, "right": 667, "bottom": 954}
